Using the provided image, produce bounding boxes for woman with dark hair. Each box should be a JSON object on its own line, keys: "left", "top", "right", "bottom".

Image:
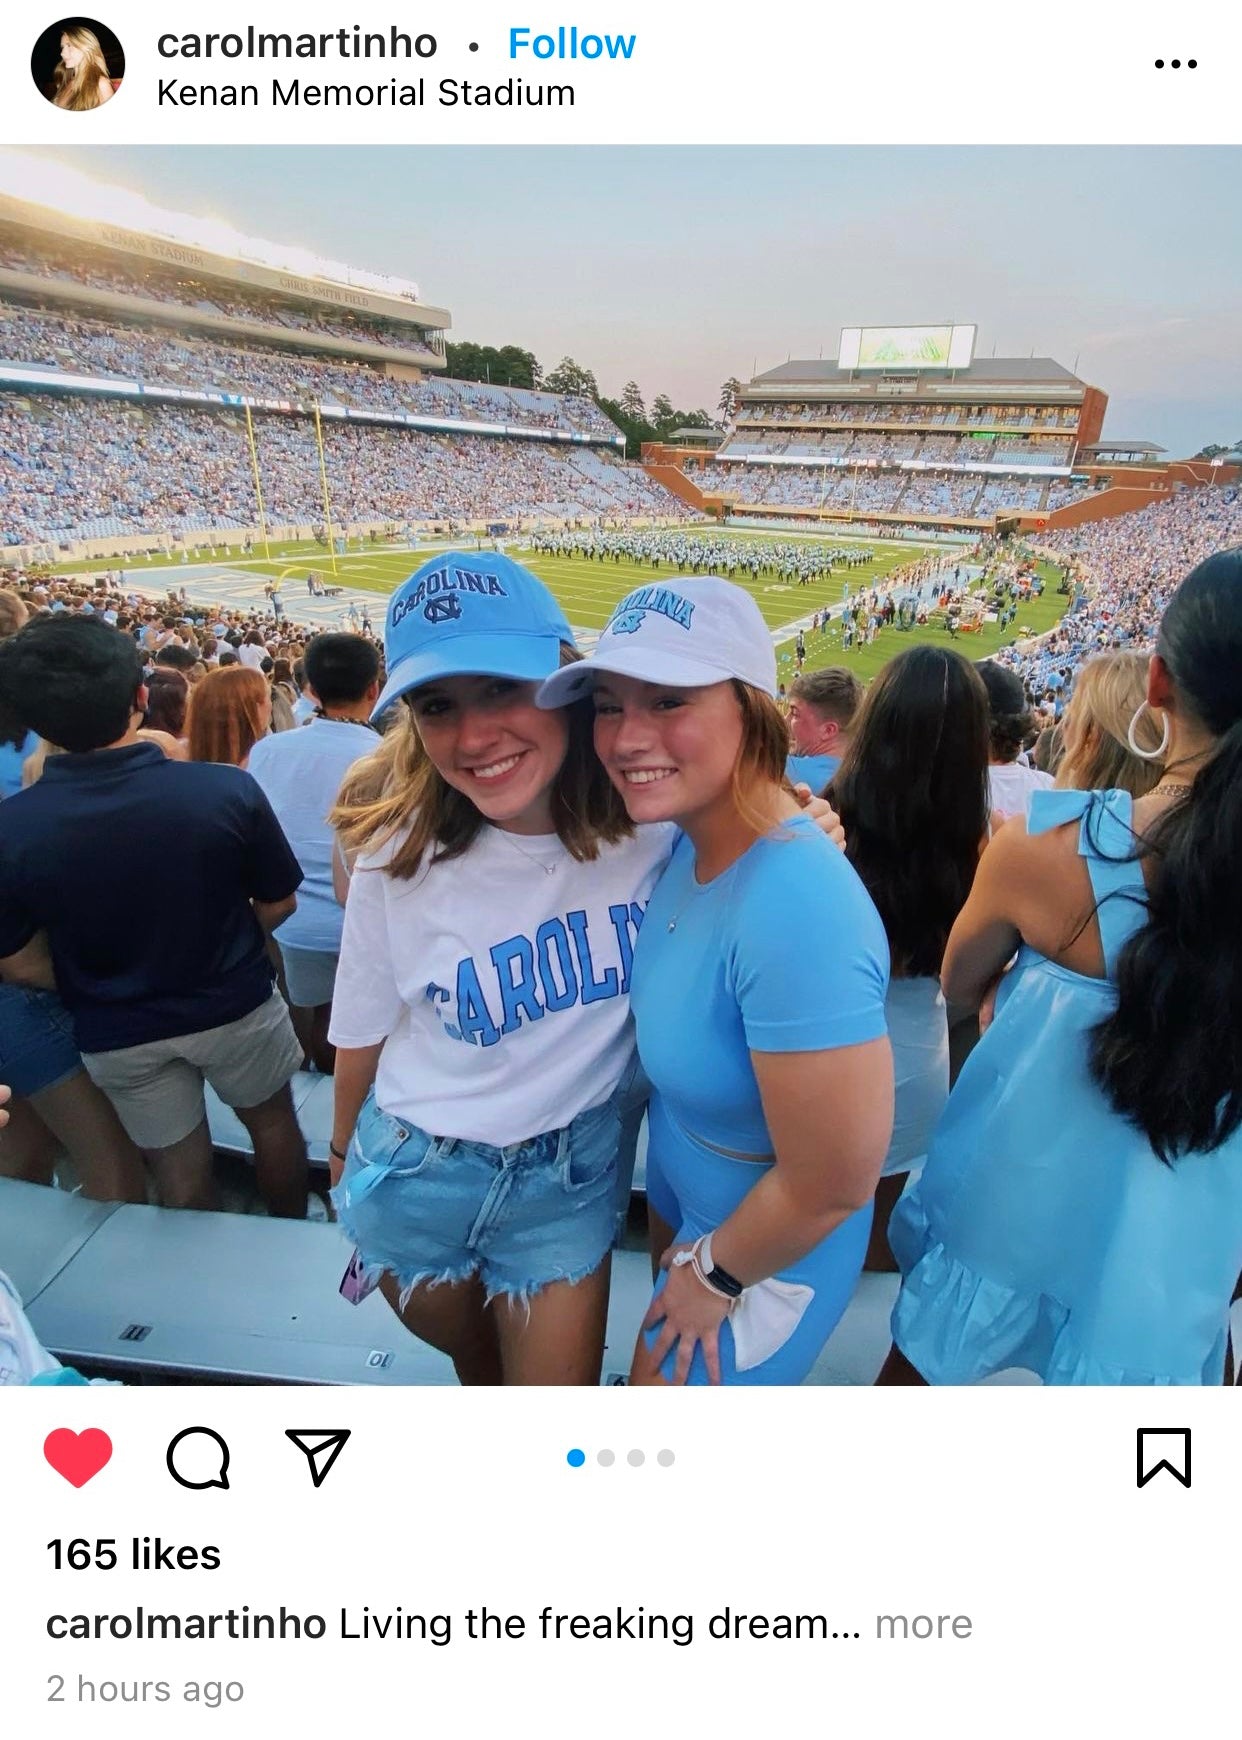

{"left": 976, "top": 659, "right": 1054, "bottom": 819}
{"left": 238, "top": 629, "right": 270, "bottom": 671}
{"left": 0, "top": 590, "right": 39, "bottom": 799}
{"left": 142, "top": 667, "right": 189, "bottom": 742}
{"left": 270, "top": 657, "right": 298, "bottom": 705}
{"left": 828, "top": 646, "right": 992, "bottom": 1269}
{"left": 880, "top": 550, "right": 1242, "bottom": 1385}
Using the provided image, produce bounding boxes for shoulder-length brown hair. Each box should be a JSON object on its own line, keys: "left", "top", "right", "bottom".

{"left": 186, "top": 666, "right": 269, "bottom": 767}
{"left": 331, "top": 646, "right": 632, "bottom": 879}
{"left": 730, "top": 680, "right": 794, "bottom": 835}
{"left": 143, "top": 667, "right": 189, "bottom": 738}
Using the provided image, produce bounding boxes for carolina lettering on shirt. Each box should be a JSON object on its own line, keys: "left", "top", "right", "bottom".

{"left": 429, "top": 902, "right": 648, "bottom": 1047}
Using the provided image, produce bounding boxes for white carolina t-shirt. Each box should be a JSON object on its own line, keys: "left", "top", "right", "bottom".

{"left": 329, "top": 821, "right": 676, "bottom": 1146}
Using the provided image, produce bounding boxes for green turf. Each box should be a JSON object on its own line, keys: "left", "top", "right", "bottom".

{"left": 56, "top": 529, "right": 1069, "bottom": 670}
{"left": 792, "top": 559, "right": 1069, "bottom": 681}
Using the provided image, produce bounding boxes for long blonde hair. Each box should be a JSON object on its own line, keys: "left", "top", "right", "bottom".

{"left": 1055, "top": 651, "right": 1163, "bottom": 798}
{"left": 330, "top": 649, "right": 631, "bottom": 880}
{"left": 51, "top": 25, "right": 110, "bottom": 109}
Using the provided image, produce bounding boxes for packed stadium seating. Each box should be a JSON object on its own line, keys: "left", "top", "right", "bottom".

{"left": 0, "top": 395, "right": 684, "bottom": 544}
{"left": 734, "top": 400, "right": 1079, "bottom": 432}
{"left": 0, "top": 262, "right": 692, "bottom": 543}
{"left": 0, "top": 300, "right": 617, "bottom": 438}
{"left": 0, "top": 221, "right": 445, "bottom": 360}
{"left": 717, "top": 428, "right": 1075, "bottom": 468}
{"left": 692, "top": 460, "right": 1076, "bottom": 522}
{"left": 701, "top": 362, "right": 1095, "bottom": 529}
{"left": 1002, "top": 485, "right": 1242, "bottom": 696}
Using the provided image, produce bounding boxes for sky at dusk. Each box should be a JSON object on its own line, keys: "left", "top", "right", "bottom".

{"left": 20, "top": 144, "right": 1242, "bottom": 456}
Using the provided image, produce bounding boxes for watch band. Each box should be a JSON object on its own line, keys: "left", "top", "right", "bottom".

{"left": 698, "top": 1232, "right": 744, "bottom": 1299}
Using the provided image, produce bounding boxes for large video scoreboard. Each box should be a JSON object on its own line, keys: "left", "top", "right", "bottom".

{"left": 838, "top": 324, "right": 977, "bottom": 371}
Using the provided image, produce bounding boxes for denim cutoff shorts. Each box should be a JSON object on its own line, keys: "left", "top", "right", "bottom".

{"left": 0, "top": 984, "right": 82, "bottom": 1099}
{"left": 332, "top": 1087, "right": 625, "bottom": 1304}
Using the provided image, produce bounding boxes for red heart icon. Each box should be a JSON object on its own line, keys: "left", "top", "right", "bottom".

{"left": 44, "top": 1428, "right": 113, "bottom": 1488}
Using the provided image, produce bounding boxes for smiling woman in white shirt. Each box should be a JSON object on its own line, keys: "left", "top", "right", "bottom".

{"left": 326, "top": 553, "right": 670, "bottom": 1387}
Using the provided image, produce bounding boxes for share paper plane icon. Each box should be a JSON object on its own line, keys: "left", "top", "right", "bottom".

{"left": 285, "top": 1429, "right": 351, "bottom": 1489}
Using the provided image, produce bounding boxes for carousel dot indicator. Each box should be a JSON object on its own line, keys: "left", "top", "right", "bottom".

{"left": 597, "top": 1449, "right": 615, "bottom": 1467}
{"left": 627, "top": 1448, "right": 645, "bottom": 1467}
{"left": 657, "top": 1449, "right": 676, "bottom": 1467}
{"left": 566, "top": 1448, "right": 586, "bottom": 1467}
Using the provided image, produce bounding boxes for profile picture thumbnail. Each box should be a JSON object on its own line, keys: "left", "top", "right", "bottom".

{"left": 31, "top": 18, "right": 124, "bottom": 110}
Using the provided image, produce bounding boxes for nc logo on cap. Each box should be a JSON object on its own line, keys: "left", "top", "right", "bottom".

{"left": 424, "top": 595, "right": 463, "bottom": 625}
{"left": 606, "top": 586, "right": 696, "bottom": 637}
{"left": 390, "top": 565, "right": 509, "bottom": 630}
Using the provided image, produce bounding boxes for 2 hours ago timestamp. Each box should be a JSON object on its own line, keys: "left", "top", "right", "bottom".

{"left": 44, "top": 1538, "right": 241, "bottom": 1709}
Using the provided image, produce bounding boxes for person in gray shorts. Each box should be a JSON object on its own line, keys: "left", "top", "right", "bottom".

{"left": 0, "top": 615, "right": 309, "bottom": 1217}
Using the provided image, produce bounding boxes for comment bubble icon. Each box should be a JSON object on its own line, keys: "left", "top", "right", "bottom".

{"left": 166, "top": 1426, "right": 231, "bottom": 1491}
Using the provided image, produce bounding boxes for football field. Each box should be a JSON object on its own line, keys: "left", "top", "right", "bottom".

{"left": 113, "top": 527, "right": 1071, "bottom": 679}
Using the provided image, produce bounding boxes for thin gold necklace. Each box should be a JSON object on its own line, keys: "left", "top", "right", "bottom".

{"left": 492, "top": 827, "right": 559, "bottom": 877}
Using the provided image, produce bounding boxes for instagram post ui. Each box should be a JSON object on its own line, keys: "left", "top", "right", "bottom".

{"left": 0, "top": 3, "right": 1239, "bottom": 1731}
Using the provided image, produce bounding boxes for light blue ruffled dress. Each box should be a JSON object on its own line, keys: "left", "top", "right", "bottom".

{"left": 890, "top": 787, "right": 1242, "bottom": 1385}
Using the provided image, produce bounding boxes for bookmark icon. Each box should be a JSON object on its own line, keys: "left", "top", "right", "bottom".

{"left": 285, "top": 1429, "right": 351, "bottom": 1489}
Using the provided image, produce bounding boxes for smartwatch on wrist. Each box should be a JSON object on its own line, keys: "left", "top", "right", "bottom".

{"left": 698, "top": 1233, "right": 744, "bottom": 1299}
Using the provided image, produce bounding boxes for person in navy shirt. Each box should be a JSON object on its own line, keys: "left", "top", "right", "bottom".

{"left": 0, "top": 616, "right": 309, "bottom": 1217}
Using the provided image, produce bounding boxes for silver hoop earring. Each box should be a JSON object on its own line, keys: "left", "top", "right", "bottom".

{"left": 1126, "top": 702, "right": 1170, "bottom": 761}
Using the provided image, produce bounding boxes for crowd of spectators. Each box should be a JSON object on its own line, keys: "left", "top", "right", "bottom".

{"left": 733, "top": 400, "right": 1079, "bottom": 432}
{"left": 0, "top": 224, "right": 443, "bottom": 360}
{"left": 0, "top": 298, "right": 617, "bottom": 439}
{"left": 719, "top": 428, "right": 1075, "bottom": 468}
{"left": 694, "top": 459, "right": 1095, "bottom": 523}
{"left": 0, "top": 396, "right": 685, "bottom": 545}
{"left": 998, "top": 485, "right": 1242, "bottom": 701}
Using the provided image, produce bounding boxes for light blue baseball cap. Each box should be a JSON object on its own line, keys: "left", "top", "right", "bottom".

{"left": 372, "top": 551, "right": 576, "bottom": 721}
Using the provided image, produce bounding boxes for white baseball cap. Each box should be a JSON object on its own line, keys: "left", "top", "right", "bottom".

{"left": 537, "top": 576, "right": 777, "bottom": 709}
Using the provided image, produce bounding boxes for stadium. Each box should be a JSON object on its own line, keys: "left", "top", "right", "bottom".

{"left": 1, "top": 150, "right": 1241, "bottom": 1390}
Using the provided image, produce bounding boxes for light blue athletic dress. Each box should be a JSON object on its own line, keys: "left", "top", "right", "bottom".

{"left": 890, "top": 787, "right": 1242, "bottom": 1385}
{"left": 632, "top": 816, "right": 890, "bottom": 1384}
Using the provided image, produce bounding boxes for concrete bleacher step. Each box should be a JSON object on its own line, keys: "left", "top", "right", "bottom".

{"left": 0, "top": 1176, "right": 649, "bottom": 1385}
{"left": 4, "top": 1178, "right": 1238, "bottom": 1387}
{"left": 0, "top": 1177, "right": 119, "bottom": 1309}
{"left": 19, "top": 1193, "right": 456, "bottom": 1385}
